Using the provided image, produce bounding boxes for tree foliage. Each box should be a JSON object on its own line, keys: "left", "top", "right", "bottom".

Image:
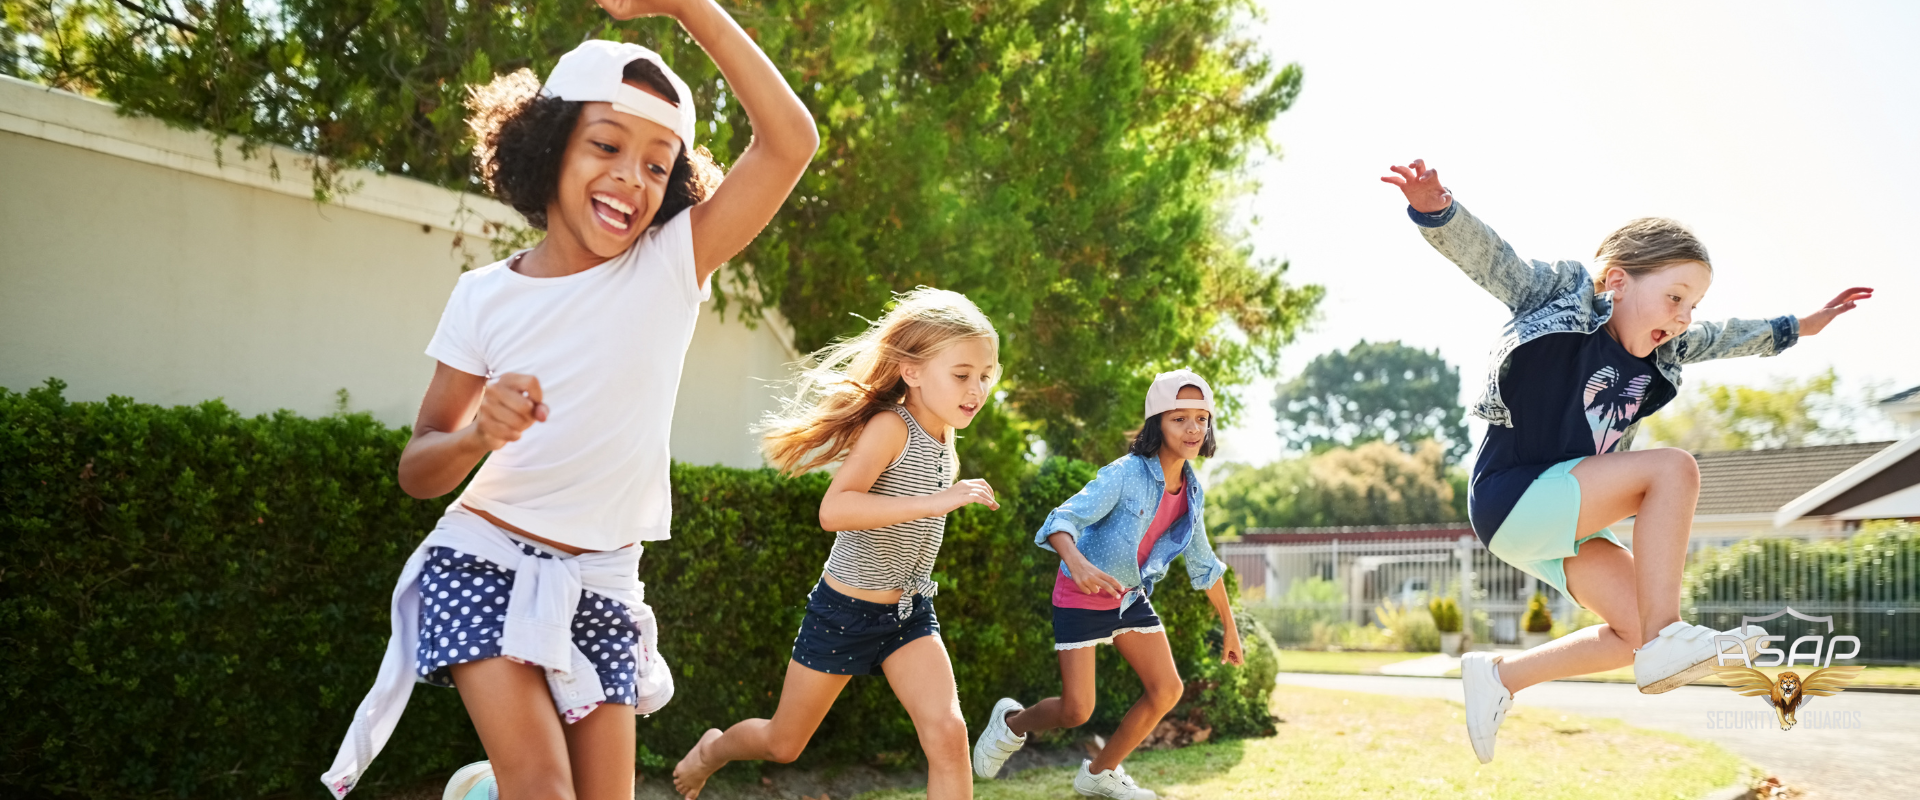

{"left": 1643, "top": 368, "right": 1857, "bottom": 452}
{"left": 1205, "top": 440, "right": 1464, "bottom": 537}
{"left": 1272, "top": 340, "right": 1468, "bottom": 463}
{"left": 3, "top": 0, "right": 1322, "bottom": 466}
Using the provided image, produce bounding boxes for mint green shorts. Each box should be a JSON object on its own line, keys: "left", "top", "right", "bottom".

{"left": 1487, "top": 457, "right": 1628, "bottom": 609}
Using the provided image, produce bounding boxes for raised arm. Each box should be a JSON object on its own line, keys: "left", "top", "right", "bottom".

{"left": 598, "top": 0, "right": 819, "bottom": 285}
{"left": 1382, "top": 159, "right": 1589, "bottom": 315}
{"left": 1668, "top": 287, "right": 1872, "bottom": 365}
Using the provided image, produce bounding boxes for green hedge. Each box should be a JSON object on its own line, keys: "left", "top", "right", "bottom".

{"left": 0, "top": 381, "right": 1276, "bottom": 799}
{"left": 1683, "top": 521, "right": 1920, "bottom": 662}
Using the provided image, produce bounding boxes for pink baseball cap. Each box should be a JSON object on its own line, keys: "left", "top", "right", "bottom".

{"left": 1144, "top": 369, "right": 1215, "bottom": 419}
{"left": 541, "top": 39, "right": 695, "bottom": 149}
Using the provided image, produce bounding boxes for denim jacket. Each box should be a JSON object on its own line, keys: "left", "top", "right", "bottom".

{"left": 1413, "top": 202, "right": 1800, "bottom": 449}
{"left": 1036, "top": 454, "right": 1226, "bottom": 615}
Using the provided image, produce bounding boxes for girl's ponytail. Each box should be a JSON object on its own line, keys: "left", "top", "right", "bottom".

{"left": 759, "top": 288, "right": 998, "bottom": 475}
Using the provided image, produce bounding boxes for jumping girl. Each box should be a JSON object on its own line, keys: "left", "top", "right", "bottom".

{"left": 669, "top": 287, "right": 1002, "bottom": 800}
{"left": 1382, "top": 159, "right": 1872, "bottom": 763}
{"left": 321, "top": 2, "right": 817, "bottom": 798}
{"left": 972, "top": 369, "right": 1243, "bottom": 800}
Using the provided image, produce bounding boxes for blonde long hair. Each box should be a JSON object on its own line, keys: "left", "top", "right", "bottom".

{"left": 760, "top": 288, "right": 999, "bottom": 475}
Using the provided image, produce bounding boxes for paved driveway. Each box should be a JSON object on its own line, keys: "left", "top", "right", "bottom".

{"left": 1275, "top": 672, "right": 1914, "bottom": 799}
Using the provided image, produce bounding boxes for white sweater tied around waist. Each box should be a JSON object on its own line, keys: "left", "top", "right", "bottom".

{"left": 321, "top": 508, "right": 672, "bottom": 798}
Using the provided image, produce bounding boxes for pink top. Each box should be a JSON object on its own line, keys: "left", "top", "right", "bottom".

{"left": 1051, "top": 479, "right": 1188, "bottom": 610}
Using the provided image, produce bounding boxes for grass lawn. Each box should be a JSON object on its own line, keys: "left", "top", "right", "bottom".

{"left": 854, "top": 686, "right": 1750, "bottom": 800}
{"left": 1277, "top": 648, "right": 1920, "bottom": 689}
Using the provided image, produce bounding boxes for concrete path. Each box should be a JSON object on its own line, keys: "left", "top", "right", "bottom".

{"left": 1376, "top": 652, "right": 1458, "bottom": 676}
{"left": 1276, "top": 672, "right": 1914, "bottom": 800}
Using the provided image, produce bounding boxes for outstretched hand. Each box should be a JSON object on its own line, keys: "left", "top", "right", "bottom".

{"left": 1381, "top": 158, "right": 1453, "bottom": 214}
{"left": 1799, "top": 287, "right": 1873, "bottom": 336}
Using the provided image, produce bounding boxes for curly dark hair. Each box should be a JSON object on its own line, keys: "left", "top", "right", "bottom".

{"left": 1128, "top": 409, "right": 1218, "bottom": 460}
{"left": 466, "top": 59, "right": 723, "bottom": 231}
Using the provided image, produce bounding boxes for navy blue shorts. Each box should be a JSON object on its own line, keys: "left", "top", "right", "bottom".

{"left": 791, "top": 579, "right": 941, "bottom": 676}
{"left": 415, "top": 543, "right": 644, "bottom": 720}
{"left": 1053, "top": 597, "right": 1165, "bottom": 650}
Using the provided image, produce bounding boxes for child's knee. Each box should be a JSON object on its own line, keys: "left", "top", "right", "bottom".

{"left": 1144, "top": 677, "right": 1184, "bottom": 713}
{"left": 920, "top": 713, "right": 970, "bottom": 757}
{"left": 1652, "top": 447, "right": 1700, "bottom": 487}
{"left": 765, "top": 736, "right": 809, "bottom": 764}
{"left": 1060, "top": 695, "right": 1096, "bottom": 727}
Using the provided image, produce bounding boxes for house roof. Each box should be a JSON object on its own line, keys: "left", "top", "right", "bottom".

{"left": 1880, "top": 385, "right": 1920, "bottom": 406}
{"left": 1774, "top": 432, "right": 1920, "bottom": 526}
{"left": 1694, "top": 441, "right": 1895, "bottom": 516}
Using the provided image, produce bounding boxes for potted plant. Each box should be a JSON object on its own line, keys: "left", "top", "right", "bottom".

{"left": 1522, "top": 590, "right": 1554, "bottom": 648}
{"left": 1430, "top": 596, "right": 1463, "bottom": 656}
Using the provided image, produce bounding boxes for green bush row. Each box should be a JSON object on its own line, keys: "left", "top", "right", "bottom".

{"left": 1683, "top": 521, "right": 1920, "bottom": 662}
{"left": 0, "top": 381, "right": 1276, "bottom": 799}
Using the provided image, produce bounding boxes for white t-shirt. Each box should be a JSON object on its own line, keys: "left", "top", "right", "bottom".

{"left": 425, "top": 211, "right": 707, "bottom": 551}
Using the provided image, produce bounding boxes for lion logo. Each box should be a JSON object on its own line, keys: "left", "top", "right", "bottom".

{"left": 1712, "top": 665, "right": 1863, "bottom": 731}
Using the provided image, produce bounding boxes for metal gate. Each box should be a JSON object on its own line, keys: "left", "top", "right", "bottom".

{"left": 1223, "top": 526, "right": 1920, "bottom": 662}
{"left": 1220, "top": 535, "right": 1571, "bottom": 649}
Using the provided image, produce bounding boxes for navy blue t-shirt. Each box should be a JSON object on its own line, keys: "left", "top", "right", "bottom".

{"left": 1468, "top": 331, "right": 1672, "bottom": 544}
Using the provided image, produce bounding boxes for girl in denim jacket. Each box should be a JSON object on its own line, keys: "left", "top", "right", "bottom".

{"left": 971, "top": 369, "right": 1242, "bottom": 800}
{"left": 1384, "top": 159, "right": 1872, "bottom": 764}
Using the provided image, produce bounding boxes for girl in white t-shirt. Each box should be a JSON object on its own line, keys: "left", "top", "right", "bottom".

{"left": 320, "top": 2, "right": 817, "bottom": 799}
{"left": 668, "top": 288, "right": 1001, "bottom": 800}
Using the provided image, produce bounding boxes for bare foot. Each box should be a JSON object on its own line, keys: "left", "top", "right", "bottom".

{"left": 673, "top": 728, "right": 726, "bottom": 799}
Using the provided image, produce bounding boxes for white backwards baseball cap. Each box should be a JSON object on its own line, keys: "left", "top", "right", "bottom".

{"left": 542, "top": 39, "right": 695, "bottom": 150}
{"left": 1144, "top": 369, "right": 1215, "bottom": 419}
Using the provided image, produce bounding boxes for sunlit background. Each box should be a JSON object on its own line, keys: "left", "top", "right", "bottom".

{"left": 1217, "top": 0, "right": 1920, "bottom": 465}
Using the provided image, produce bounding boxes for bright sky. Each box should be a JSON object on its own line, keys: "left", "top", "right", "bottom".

{"left": 1213, "top": 0, "right": 1920, "bottom": 466}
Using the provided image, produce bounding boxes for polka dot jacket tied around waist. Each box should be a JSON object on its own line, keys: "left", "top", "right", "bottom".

{"left": 320, "top": 506, "right": 671, "bottom": 799}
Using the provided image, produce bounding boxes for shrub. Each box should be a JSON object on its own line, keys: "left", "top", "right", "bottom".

{"left": 1523, "top": 590, "right": 1553, "bottom": 633}
{"left": 0, "top": 382, "right": 1276, "bottom": 798}
{"left": 1427, "top": 596, "right": 1461, "bottom": 633}
{"left": 1682, "top": 522, "right": 1920, "bottom": 662}
{"left": 1372, "top": 601, "right": 1440, "bottom": 652}
{"left": 1253, "top": 576, "right": 1345, "bottom": 646}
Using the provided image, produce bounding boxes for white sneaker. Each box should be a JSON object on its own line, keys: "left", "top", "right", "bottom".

{"left": 1635, "top": 622, "right": 1768, "bottom": 694}
{"left": 972, "top": 697, "right": 1028, "bottom": 779}
{"left": 1073, "top": 759, "right": 1157, "bottom": 799}
{"left": 1461, "top": 652, "right": 1513, "bottom": 764}
{"left": 441, "top": 761, "right": 495, "bottom": 800}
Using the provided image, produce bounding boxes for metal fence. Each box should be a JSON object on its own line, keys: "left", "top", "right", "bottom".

{"left": 1222, "top": 529, "right": 1920, "bottom": 663}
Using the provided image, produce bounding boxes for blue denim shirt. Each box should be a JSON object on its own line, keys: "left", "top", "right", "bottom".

{"left": 1036, "top": 454, "right": 1226, "bottom": 615}
{"left": 1411, "top": 202, "right": 1800, "bottom": 449}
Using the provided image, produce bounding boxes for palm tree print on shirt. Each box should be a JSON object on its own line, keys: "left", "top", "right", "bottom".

{"left": 1583, "top": 366, "right": 1652, "bottom": 454}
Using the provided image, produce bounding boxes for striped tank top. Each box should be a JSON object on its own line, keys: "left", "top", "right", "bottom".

{"left": 823, "top": 403, "right": 957, "bottom": 619}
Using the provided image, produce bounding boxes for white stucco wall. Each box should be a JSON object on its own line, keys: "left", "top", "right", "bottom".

{"left": 0, "top": 76, "right": 794, "bottom": 468}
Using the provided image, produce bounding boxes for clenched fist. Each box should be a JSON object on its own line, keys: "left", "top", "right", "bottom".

{"left": 473, "top": 373, "right": 549, "bottom": 451}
